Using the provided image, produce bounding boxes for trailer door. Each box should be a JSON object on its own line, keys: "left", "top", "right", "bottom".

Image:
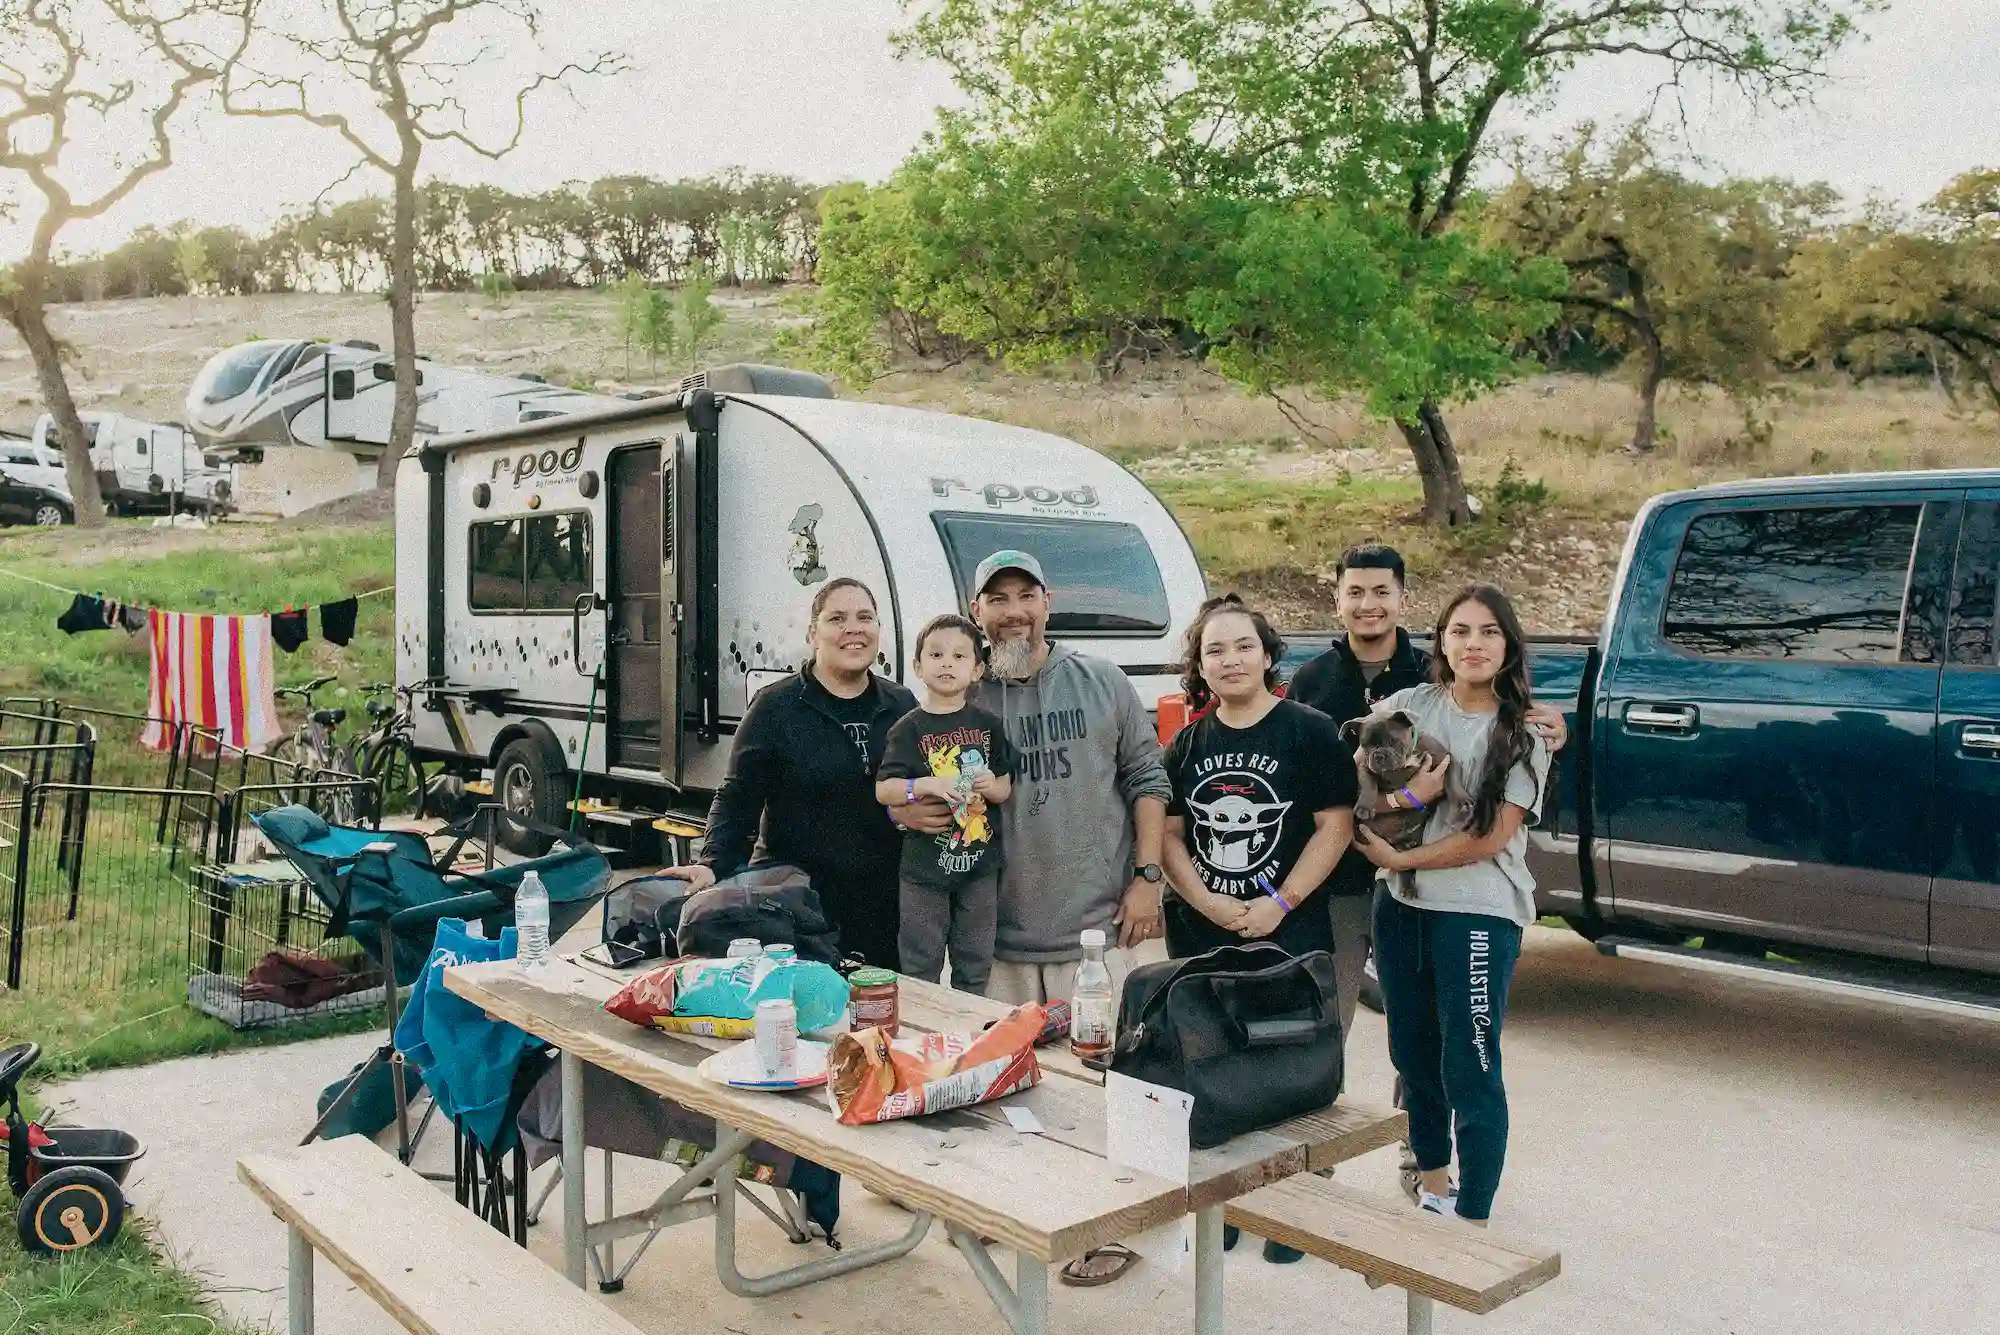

{"left": 324, "top": 358, "right": 394, "bottom": 447}
{"left": 606, "top": 442, "right": 677, "bottom": 780}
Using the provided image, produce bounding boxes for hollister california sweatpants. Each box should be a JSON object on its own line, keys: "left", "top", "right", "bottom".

{"left": 1371, "top": 886, "right": 1523, "bottom": 1221}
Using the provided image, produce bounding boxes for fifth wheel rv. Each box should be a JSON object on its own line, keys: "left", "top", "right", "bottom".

{"left": 394, "top": 364, "right": 1208, "bottom": 850}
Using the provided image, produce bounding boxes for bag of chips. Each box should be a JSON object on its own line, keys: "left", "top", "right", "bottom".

{"left": 827, "top": 1002, "right": 1045, "bottom": 1124}
{"left": 604, "top": 957, "right": 850, "bottom": 1038}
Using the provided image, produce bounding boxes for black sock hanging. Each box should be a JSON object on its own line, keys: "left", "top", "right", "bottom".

{"left": 272, "top": 608, "right": 309, "bottom": 653}
{"left": 57, "top": 593, "right": 108, "bottom": 635}
{"left": 319, "top": 597, "right": 358, "bottom": 646}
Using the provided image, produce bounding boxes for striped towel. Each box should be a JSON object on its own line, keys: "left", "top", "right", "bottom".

{"left": 141, "top": 609, "right": 281, "bottom": 753}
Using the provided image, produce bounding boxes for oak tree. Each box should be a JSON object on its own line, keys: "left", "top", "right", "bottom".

{"left": 0, "top": 0, "right": 250, "bottom": 526}
{"left": 217, "top": 0, "right": 622, "bottom": 488}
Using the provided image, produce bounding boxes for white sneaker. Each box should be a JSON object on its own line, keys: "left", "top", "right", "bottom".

{"left": 1418, "top": 1190, "right": 1459, "bottom": 1218}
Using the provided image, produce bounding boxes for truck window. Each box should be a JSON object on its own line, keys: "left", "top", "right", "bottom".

{"left": 1662, "top": 504, "right": 1921, "bottom": 663}
{"left": 468, "top": 514, "right": 593, "bottom": 613}
{"left": 1950, "top": 503, "right": 1998, "bottom": 666}
{"left": 933, "top": 514, "right": 1171, "bottom": 634}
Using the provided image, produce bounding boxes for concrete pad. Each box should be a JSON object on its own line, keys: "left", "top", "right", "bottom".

{"left": 48, "top": 926, "right": 2000, "bottom": 1334}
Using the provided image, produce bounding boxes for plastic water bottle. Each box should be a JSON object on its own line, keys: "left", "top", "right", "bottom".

{"left": 517, "top": 870, "right": 551, "bottom": 971}
{"left": 1070, "top": 928, "right": 1115, "bottom": 1066}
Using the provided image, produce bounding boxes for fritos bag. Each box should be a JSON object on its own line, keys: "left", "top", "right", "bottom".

{"left": 827, "top": 1003, "right": 1045, "bottom": 1125}
{"left": 604, "top": 957, "right": 849, "bottom": 1039}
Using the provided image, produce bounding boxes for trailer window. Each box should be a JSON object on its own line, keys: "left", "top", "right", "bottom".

{"left": 1662, "top": 505, "right": 1921, "bottom": 663}
{"left": 468, "top": 513, "right": 593, "bottom": 613}
{"left": 934, "top": 514, "right": 1171, "bottom": 634}
{"left": 526, "top": 514, "right": 592, "bottom": 610}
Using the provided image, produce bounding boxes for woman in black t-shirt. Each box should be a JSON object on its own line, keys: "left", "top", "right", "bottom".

{"left": 1165, "top": 595, "right": 1358, "bottom": 1265}
{"left": 1163, "top": 596, "right": 1357, "bottom": 961}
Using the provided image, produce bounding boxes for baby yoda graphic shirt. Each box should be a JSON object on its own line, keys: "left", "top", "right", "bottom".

{"left": 1164, "top": 699, "right": 1355, "bottom": 958}
{"left": 878, "top": 704, "right": 1020, "bottom": 891}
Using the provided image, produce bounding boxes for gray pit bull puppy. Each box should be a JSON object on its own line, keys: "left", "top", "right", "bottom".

{"left": 1341, "top": 711, "right": 1455, "bottom": 893}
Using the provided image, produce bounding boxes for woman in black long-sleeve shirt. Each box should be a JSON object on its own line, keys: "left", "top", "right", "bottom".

{"left": 664, "top": 578, "right": 916, "bottom": 970}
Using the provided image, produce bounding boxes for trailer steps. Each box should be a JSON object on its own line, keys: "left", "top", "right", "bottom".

{"left": 1595, "top": 936, "right": 2000, "bottom": 1023}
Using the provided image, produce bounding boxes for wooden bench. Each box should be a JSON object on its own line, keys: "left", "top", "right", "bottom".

{"left": 1226, "top": 1175, "right": 1560, "bottom": 1334}
{"left": 239, "top": 1134, "right": 643, "bottom": 1335}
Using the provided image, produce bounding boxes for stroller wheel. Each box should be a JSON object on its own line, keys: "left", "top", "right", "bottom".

{"left": 18, "top": 1165, "right": 125, "bottom": 1254}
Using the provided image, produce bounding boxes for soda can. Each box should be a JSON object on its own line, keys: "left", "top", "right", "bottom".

{"left": 754, "top": 998, "right": 798, "bottom": 1080}
{"left": 764, "top": 944, "right": 797, "bottom": 964}
{"left": 726, "top": 938, "right": 762, "bottom": 959}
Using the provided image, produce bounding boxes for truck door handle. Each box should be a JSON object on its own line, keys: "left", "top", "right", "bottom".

{"left": 1626, "top": 703, "right": 1697, "bottom": 732}
{"left": 1964, "top": 725, "right": 2000, "bottom": 754}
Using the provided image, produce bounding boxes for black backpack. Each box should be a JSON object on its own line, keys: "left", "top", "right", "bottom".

{"left": 668, "top": 864, "right": 843, "bottom": 966}
{"left": 1109, "top": 941, "right": 1343, "bottom": 1149}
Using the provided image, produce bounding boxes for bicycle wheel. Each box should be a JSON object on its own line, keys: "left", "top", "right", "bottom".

{"left": 365, "top": 736, "right": 427, "bottom": 821}
{"left": 268, "top": 736, "right": 307, "bottom": 804}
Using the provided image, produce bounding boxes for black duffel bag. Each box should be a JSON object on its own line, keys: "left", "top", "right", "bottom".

{"left": 663, "top": 863, "right": 844, "bottom": 967}
{"left": 1108, "top": 941, "right": 1342, "bottom": 1149}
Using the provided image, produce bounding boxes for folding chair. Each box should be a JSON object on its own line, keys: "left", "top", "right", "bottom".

{"left": 252, "top": 804, "right": 611, "bottom": 1166}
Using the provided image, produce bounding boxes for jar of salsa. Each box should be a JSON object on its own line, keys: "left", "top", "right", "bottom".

{"left": 848, "top": 968, "right": 899, "bottom": 1036}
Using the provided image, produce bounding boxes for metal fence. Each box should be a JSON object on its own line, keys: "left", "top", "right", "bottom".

{"left": 2, "top": 781, "right": 223, "bottom": 994}
{"left": 0, "top": 701, "right": 382, "bottom": 1009}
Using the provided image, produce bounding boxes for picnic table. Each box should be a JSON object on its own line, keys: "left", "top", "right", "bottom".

{"left": 443, "top": 957, "right": 1404, "bottom": 1335}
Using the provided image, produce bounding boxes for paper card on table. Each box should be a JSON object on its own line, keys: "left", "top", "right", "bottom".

{"left": 1002, "top": 1105, "right": 1045, "bottom": 1134}
{"left": 1105, "top": 1072, "right": 1192, "bottom": 1274}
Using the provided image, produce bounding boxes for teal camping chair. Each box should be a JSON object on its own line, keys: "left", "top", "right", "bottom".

{"left": 252, "top": 805, "right": 611, "bottom": 1165}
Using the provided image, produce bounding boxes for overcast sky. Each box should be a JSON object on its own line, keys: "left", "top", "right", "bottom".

{"left": 20, "top": 0, "right": 1999, "bottom": 261}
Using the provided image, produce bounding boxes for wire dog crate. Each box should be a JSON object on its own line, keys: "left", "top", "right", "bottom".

{"left": 183, "top": 780, "right": 388, "bottom": 1030}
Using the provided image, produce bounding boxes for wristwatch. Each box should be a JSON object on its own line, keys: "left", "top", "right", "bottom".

{"left": 1136, "top": 863, "right": 1164, "bottom": 884}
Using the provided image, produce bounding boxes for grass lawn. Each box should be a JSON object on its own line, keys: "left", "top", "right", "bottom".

{"left": 0, "top": 520, "right": 397, "bottom": 1078}
{"left": 0, "top": 1225, "right": 262, "bottom": 1335}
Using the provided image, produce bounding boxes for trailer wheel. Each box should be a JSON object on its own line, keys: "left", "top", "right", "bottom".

{"left": 493, "top": 738, "right": 560, "bottom": 856}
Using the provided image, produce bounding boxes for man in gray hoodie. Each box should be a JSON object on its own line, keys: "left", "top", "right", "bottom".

{"left": 899, "top": 550, "right": 1171, "bottom": 1006}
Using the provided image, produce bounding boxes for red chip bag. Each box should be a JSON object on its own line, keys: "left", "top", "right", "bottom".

{"left": 827, "top": 1003, "right": 1046, "bottom": 1124}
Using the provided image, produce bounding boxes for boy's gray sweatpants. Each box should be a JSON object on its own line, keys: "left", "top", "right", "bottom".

{"left": 899, "top": 868, "right": 998, "bottom": 996}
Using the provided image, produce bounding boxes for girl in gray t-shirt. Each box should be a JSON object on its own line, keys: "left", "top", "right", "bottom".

{"left": 1352, "top": 584, "right": 1550, "bottom": 1227}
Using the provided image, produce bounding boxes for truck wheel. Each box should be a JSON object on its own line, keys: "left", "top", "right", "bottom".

{"left": 492, "top": 738, "right": 561, "bottom": 856}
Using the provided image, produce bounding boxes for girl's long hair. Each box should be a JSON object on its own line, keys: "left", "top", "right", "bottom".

{"left": 1432, "top": 584, "right": 1535, "bottom": 837}
{"left": 1178, "top": 594, "right": 1286, "bottom": 716}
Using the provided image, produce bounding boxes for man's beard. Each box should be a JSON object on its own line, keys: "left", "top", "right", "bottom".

{"left": 988, "top": 636, "right": 1038, "bottom": 680}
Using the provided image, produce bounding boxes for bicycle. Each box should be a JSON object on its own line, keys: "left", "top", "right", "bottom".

{"left": 270, "top": 676, "right": 364, "bottom": 824}
{"left": 353, "top": 681, "right": 433, "bottom": 821}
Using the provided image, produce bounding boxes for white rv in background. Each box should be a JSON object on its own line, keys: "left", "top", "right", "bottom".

{"left": 393, "top": 363, "right": 1209, "bottom": 852}
{"left": 184, "top": 338, "right": 632, "bottom": 508}
{"left": 31, "top": 411, "right": 237, "bottom": 516}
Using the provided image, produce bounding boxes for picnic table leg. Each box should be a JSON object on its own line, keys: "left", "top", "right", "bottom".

{"left": 1014, "top": 1253, "right": 1049, "bottom": 1335}
{"left": 714, "top": 1117, "right": 932, "bottom": 1297}
{"left": 287, "top": 1224, "right": 314, "bottom": 1335}
{"left": 1194, "top": 1205, "right": 1226, "bottom": 1335}
{"left": 1406, "top": 1292, "right": 1435, "bottom": 1335}
{"left": 561, "top": 1048, "right": 588, "bottom": 1288}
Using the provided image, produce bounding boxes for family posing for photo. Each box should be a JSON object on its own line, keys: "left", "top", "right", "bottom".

{"left": 664, "top": 543, "right": 1567, "bottom": 1282}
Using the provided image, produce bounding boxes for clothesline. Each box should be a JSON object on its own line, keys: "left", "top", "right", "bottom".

{"left": 0, "top": 567, "right": 393, "bottom": 614}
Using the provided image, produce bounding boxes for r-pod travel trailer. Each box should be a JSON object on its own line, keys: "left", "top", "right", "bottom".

{"left": 394, "top": 364, "right": 1207, "bottom": 850}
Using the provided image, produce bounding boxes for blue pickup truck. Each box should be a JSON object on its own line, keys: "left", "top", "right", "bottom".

{"left": 1288, "top": 469, "right": 2000, "bottom": 1011}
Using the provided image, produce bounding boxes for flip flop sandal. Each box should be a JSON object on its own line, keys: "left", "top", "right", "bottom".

{"left": 1060, "top": 1243, "right": 1140, "bottom": 1287}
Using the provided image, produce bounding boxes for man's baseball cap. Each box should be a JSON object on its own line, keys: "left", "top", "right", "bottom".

{"left": 971, "top": 550, "right": 1047, "bottom": 598}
